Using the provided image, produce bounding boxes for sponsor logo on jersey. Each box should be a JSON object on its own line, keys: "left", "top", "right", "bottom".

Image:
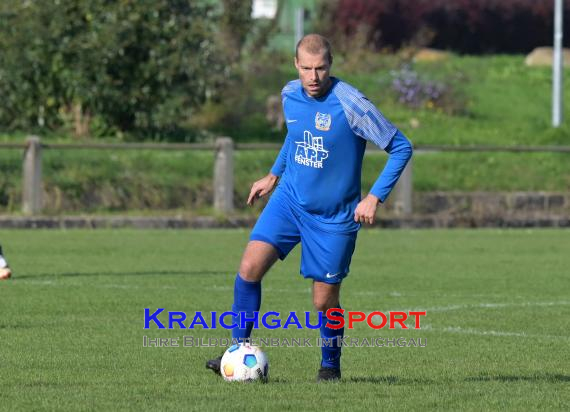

{"left": 294, "top": 130, "right": 329, "bottom": 169}
{"left": 315, "top": 112, "right": 331, "bottom": 131}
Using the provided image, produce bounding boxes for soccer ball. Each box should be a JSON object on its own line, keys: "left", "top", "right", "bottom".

{"left": 220, "top": 343, "right": 269, "bottom": 382}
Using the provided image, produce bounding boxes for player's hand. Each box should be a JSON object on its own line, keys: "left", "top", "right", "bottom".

{"left": 354, "top": 194, "right": 380, "bottom": 225}
{"left": 247, "top": 173, "right": 279, "bottom": 206}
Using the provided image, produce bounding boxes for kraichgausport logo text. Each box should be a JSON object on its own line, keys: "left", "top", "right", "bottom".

{"left": 144, "top": 309, "right": 427, "bottom": 330}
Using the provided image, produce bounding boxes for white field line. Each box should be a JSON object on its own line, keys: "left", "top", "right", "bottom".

{"left": 209, "top": 285, "right": 312, "bottom": 294}
{"left": 19, "top": 281, "right": 570, "bottom": 311}
{"left": 420, "top": 324, "right": 570, "bottom": 341}
{"left": 21, "top": 281, "right": 532, "bottom": 300}
{"left": 14, "top": 281, "right": 570, "bottom": 341}
{"left": 353, "top": 291, "right": 405, "bottom": 297}
{"left": 18, "top": 280, "right": 178, "bottom": 290}
{"left": 99, "top": 284, "right": 178, "bottom": 290}
{"left": 361, "top": 301, "right": 570, "bottom": 331}
{"left": 371, "top": 301, "right": 570, "bottom": 314}
{"left": 362, "top": 301, "right": 570, "bottom": 341}
{"left": 352, "top": 292, "right": 537, "bottom": 299}
{"left": 17, "top": 281, "right": 311, "bottom": 294}
{"left": 18, "top": 279, "right": 56, "bottom": 285}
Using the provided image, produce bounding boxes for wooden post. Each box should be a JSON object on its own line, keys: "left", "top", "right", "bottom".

{"left": 393, "top": 158, "right": 413, "bottom": 216}
{"left": 214, "top": 137, "right": 234, "bottom": 213}
{"left": 22, "top": 136, "right": 43, "bottom": 215}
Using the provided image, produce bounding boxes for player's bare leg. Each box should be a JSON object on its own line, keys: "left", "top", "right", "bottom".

{"left": 0, "top": 247, "right": 11, "bottom": 280}
{"left": 313, "top": 281, "right": 341, "bottom": 311}
{"left": 238, "top": 241, "right": 280, "bottom": 282}
{"left": 206, "top": 241, "right": 279, "bottom": 375}
{"left": 313, "top": 281, "right": 343, "bottom": 381}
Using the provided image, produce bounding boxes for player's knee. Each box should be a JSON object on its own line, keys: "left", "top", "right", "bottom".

{"left": 238, "top": 259, "right": 264, "bottom": 282}
{"left": 313, "top": 296, "right": 338, "bottom": 313}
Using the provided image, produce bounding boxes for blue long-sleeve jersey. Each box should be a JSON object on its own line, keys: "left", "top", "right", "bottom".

{"left": 270, "top": 77, "right": 412, "bottom": 231}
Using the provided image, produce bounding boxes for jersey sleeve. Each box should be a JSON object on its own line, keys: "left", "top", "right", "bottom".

{"left": 333, "top": 81, "right": 397, "bottom": 149}
{"left": 270, "top": 134, "right": 289, "bottom": 177}
{"left": 369, "top": 130, "right": 413, "bottom": 202}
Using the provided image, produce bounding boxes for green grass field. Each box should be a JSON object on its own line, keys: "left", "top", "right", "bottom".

{"left": 1, "top": 229, "right": 569, "bottom": 410}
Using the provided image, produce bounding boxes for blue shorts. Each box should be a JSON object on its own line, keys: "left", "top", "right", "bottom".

{"left": 250, "top": 190, "right": 357, "bottom": 284}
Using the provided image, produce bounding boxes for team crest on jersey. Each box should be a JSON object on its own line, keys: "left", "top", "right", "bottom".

{"left": 295, "top": 130, "right": 329, "bottom": 169}
{"left": 315, "top": 112, "right": 331, "bottom": 131}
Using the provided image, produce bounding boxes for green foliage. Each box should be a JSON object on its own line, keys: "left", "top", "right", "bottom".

{"left": 0, "top": 0, "right": 232, "bottom": 139}
{"left": 193, "top": 49, "right": 294, "bottom": 142}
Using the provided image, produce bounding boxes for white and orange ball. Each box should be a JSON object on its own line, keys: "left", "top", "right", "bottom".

{"left": 220, "top": 343, "right": 269, "bottom": 382}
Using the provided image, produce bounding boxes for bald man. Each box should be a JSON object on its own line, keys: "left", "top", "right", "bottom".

{"left": 207, "top": 34, "right": 412, "bottom": 381}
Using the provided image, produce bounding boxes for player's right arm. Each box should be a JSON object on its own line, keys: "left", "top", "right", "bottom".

{"left": 270, "top": 133, "right": 289, "bottom": 178}
{"left": 247, "top": 173, "right": 279, "bottom": 206}
{"left": 248, "top": 83, "right": 294, "bottom": 206}
{"left": 247, "top": 129, "right": 292, "bottom": 206}
{"left": 247, "top": 133, "right": 290, "bottom": 206}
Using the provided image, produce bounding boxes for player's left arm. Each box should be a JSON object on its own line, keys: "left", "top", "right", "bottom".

{"left": 354, "top": 130, "right": 413, "bottom": 224}
{"left": 335, "top": 83, "right": 413, "bottom": 224}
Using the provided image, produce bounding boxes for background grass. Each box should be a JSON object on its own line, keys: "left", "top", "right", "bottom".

{"left": 341, "top": 55, "right": 570, "bottom": 146}
{"left": 1, "top": 229, "right": 569, "bottom": 410}
{"left": 1, "top": 149, "right": 569, "bottom": 214}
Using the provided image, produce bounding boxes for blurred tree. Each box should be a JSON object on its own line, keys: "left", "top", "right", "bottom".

{"left": 246, "top": 0, "right": 283, "bottom": 53}
{"left": 0, "top": 0, "right": 231, "bottom": 139}
{"left": 219, "top": 0, "right": 252, "bottom": 64}
{"left": 322, "top": 0, "right": 570, "bottom": 54}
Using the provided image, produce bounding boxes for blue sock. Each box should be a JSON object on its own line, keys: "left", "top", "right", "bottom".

{"left": 320, "top": 307, "right": 344, "bottom": 369}
{"left": 231, "top": 273, "right": 261, "bottom": 342}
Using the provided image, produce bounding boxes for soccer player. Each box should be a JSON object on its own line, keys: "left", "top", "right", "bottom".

{"left": 0, "top": 245, "right": 12, "bottom": 280}
{"left": 207, "top": 34, "right": 412, "bottom": 381}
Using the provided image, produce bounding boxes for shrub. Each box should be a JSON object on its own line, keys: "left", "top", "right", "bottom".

{"left": 0, "top": 1, "right": 252, "bottom": 140}
{"left": 324, "top": 0, "right": 570, "bottom": 54}
{"left": 389, "top": 65, "right": 467, "bottom": 115}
